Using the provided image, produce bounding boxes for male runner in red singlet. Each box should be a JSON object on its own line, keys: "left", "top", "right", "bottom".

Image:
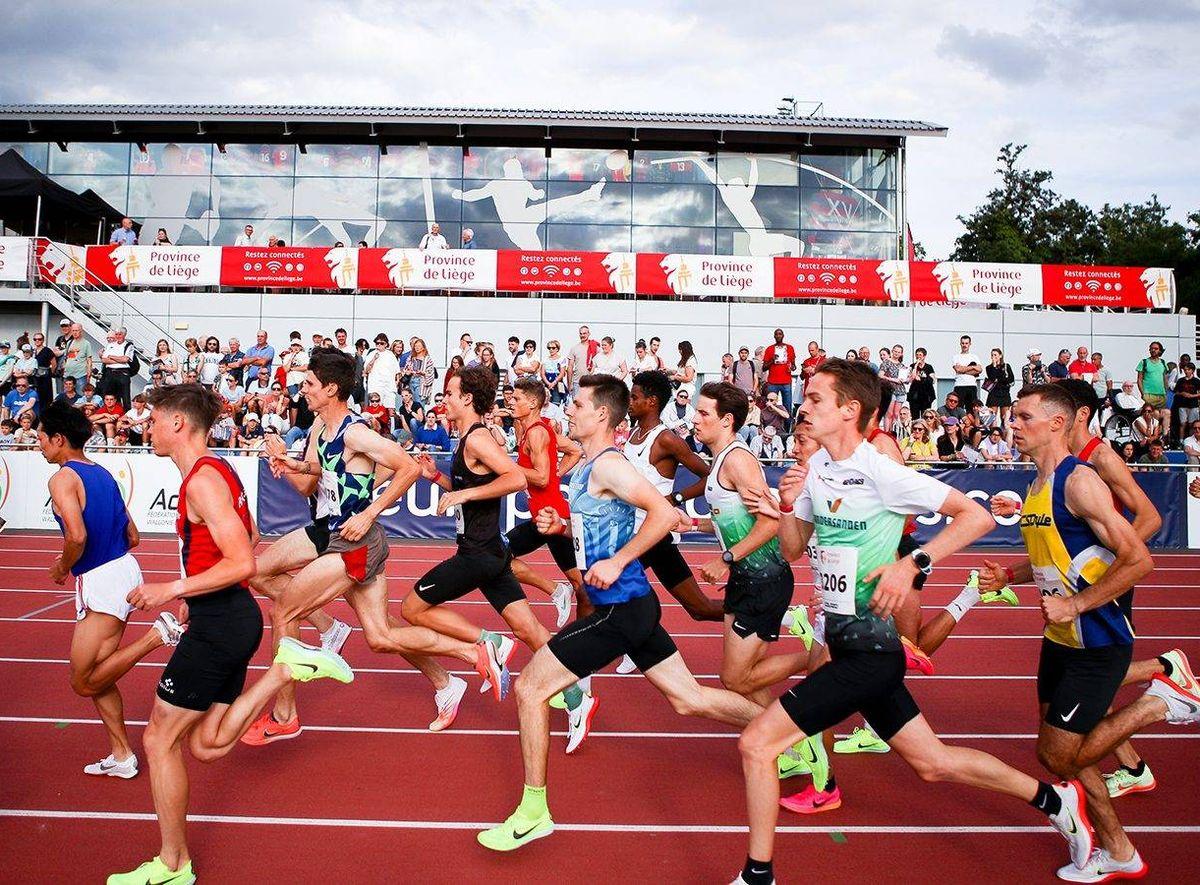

{"left": 108, "top": 384, "right": 348, "bottom": 885}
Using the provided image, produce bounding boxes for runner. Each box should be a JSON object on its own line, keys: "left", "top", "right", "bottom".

{"left": 401, "top": 365, "right": 591, "bottom": 738}
{"left": 505, "top": 376, "right": 587, "bottom": 629}
{"left": 242, "top": 428, "right": 466, "bottom": 744}
{"left": 478, "top": 373, "right": 764, "bottom": 852}
{"left": 734, "top": 361, "right": 1094, "bottom": 885}
{"left": 38, "top": 401, "right": 182, "bottom": 780}
{"left": 267, "top": 351, "right": 504, "bottom": 699}
{"left": 108, "top": 384, "right": 348, "bottom": 885}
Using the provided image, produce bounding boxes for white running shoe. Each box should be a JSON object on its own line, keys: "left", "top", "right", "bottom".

{"left": 319, "top": 618, "right": 352, "bottom": 655}
{"left": 551, "top": 581, "right": 574, "bottom": 629}
{"left": 1145, "top": 675, "right": 1200, "bottom": 724}
{"left": 1056, "top": 848, "right": 1147, "bottom": 882}
{"left": 616, "top": 655, "right": 638, "bottom": 674}
{"left": 479, "top": 635, "right": 517, "bottom": 697}
{"left": 565, "top": 692, "right": 599, "bottom": 754}
{"left": 1047, "top": 781, "right": 1095, "bottom": 870}
{"left": 152, "top": 612, "right": 185, "bottom": 646}
{"left": 84, "top": 752, "right": 138, "bottom": 779}
{"left": 429, "top": 675, "right": 468, "bottom": 732}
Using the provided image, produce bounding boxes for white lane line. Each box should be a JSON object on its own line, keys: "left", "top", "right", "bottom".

{"left": 1, "top": 808, "right": 1197, "bottom": 834}
{"left": 2, "top": 715, "right": 1195, "bottom": 741}
{"left": 15, "top": 595, "right": 75, "bottom": 619}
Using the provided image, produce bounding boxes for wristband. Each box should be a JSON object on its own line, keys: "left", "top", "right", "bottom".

{"left": 690, "top": 518, "right": 700, "bottom": 530}
{"left": 1004, "top": 565, "right": 1015, "bottom": 585}
{"left": 779, "top": 502, "right": 794, "bottom": 514}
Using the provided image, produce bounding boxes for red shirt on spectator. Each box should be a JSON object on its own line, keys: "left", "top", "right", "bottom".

{"left": 363, "top": 404, "right": 390, "bottom": 433}
{"left": 764, "top": 342, "right": 796, "bottom": 386}
{"left": 1068, "top": 359, "right": 1097, "bottom": 378}
{"left": 95, "top": 402, "right": 125, "bottom": 418}
{"left": 800, "top": 353, "right": 825, "bottom": 391}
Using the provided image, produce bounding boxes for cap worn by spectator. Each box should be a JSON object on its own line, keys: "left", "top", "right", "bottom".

{"left": 59, "top": 319, "right": 71, "bottom": 327}
{"left": 1026, "top": 347, "right": 1042, "bottom": 358}
{"left": 943, "top": 416, "right": 960, "bottom": 426}
{"left": 244, "top": 413, "right": 261, "bottom": 424}
{"left": 763, "top": 425, "right": 777, "bottom": 437}
{"left": 0, "top": 341, "right": 10, "bottom": 349}
{"left": 20, "top": 344, "right": 32, "bottom": 353}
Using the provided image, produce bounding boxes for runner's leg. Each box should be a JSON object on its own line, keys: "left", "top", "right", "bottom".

{"left": 140, "top": 699, "right": 205, "bottom": 871}
{"left": 720, "top": 620, "right": 810, "bottom": 706}
{"left": 644, "top": 652, "right": 762, "bottom": 727}
{"left": 69, "top": 613, "right": 149, "bottom": 761}
{"left": 664, "top": 575, "right": 724, "bottom": 622}
{"left": 346, "top": 575, "right": 478, "bottom": 665}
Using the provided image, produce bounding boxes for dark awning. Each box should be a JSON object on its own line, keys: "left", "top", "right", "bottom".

{"left": 0, "top": 148, "right": 132, "bottom": 243}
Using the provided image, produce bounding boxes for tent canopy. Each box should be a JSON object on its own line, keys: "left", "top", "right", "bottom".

{"left": 0, "top": 148, "right": 133, "bottom": 243}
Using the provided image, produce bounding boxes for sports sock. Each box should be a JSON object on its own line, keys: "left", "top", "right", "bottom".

{"left": 741, "top": 856, "right": 774, "bottom": 885}
{"left": 480, "top": 629, "right": 503, "bottom": 649}
{"left": 1158, "top": 655, "right": 1175, "bottom": 679}
{"left": 1030, "top": 781, "right": 1063, "bottom": 817}
{"left": 812, "top": 610, "right": 826, "bottom": 646}
{"left": 944, "top": 581, "right": 981, "bottom": 623}
{"left": 823, "top": 774, "right": 837, "bottom": 792}
{"left": 563, "top": 684, "right": 584, "bottom": 711}
{"left": 1122, "top": 761, "right": 1147, "bottom": 777}
{"left": 578, "top": 674, "right": 592, "bottom": 694}
{"left": 516, "top": 784, "right": 548, "bottom": 821}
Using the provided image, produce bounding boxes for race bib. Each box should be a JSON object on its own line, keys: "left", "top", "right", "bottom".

{"left": 453, "top": 503, "right": 465, "bottom": 535}
{"left": 815, "top": 545, "right": 858, "bottom": 616}
{"left": 1031, "top": 564, "right": 1068, "bottom": 598}
{"left": 318, "top": 469, "right": 339, "bottom": 519}
{"left": 570, "top": 512, "right": 587, "bottom": 572}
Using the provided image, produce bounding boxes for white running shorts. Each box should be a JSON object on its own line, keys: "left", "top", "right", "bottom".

{"left": 75, "top": 553, "right": 142, "bottom": 622}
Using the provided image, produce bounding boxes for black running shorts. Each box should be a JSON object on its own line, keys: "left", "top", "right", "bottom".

{"left": 157, "top": 590, "right": 263, "bottom": 712}
{"left": 414, "top": 550, "right": 526, "bottom": 614}
{"left": 548, "top": 591, "right": 677, "bottom": 679}
{"left": 304, "top": 516, "right": 331, "bottom": 556}
{"left": 779, "top": 648, "right": 919, "bottom": 742}
{"left": 724, "top": 568, "right": 794, "bottom": 642}
{"left": 1037, "top": 638, "right": 1133, "bottom": 735}
{"left": 638, "top": 534, "right": 694, "bottom": 590}
{"left": 506, "top": 520, "right": 578, "bottom": 574}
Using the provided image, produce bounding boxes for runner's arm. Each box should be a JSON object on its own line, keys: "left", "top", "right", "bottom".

{"left": 721, "top": 448, "right": 780, "bottom": 562}
{"left": 1095, "top": 446, "right": 1163, "bottom": 542}
{"left": 48, "top": 470, "right": 86, "bottom": 578}
{"left": 658, "top": 428, "right": 709, "bottom": 501}
{"left": 124, "top": 504, "right": 140, "bottom": 549}
{"left": 519, "top": 424, "right": 553, "bottom": 488}
{"left": 457, "top": 431, "right": 527, "bottom": 503}
{"left": 588, "top": 453, "right": 676, "bottom": 582}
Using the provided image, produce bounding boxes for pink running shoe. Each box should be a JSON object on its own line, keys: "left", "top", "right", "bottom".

{"left": 902, "top": 636, "right": 934, "bottom": 676}
{"left": 779, "top": 784, "right": 842, "bottom": 814}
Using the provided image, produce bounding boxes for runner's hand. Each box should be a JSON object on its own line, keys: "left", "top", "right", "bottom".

{"left": 777, "top": 462, "right": 809, "bottom": 507}
{"left": 584, "top": 558, "right": 624, "bottom": 591}
{"left": 127, "top": 580, "right": 184, "bottom": 610}
{"left": 263, "top": 433, "right": 287, "bottom": 459}
{"left": 749, "top": 488, "right": 781, "bottom": 519}
{"left": 673, "top": 508, "right": 695, "bottom": 533}
{"left": 339, "top": 511, "right": 371, "bottom": 543}
{"left": 864, "top": 559, "right": 916, "bottom": 620}
{"left": 1041, "top": 594, "right": 1077, "bottom": 625}
{"left": 700, "top": 557, "right": 729, "bottom": 585}
{"left": 535, "top": 507, "right": 566, "bottom": 535}
{"left": 49, "top": 557, "right": 69, "bottom": 585}
{"left": 416, "top": 453, "right": 440, "bottom": 480}
{"left": 978, "top": 559, "right": 1007, "bottom": 592}
{"left": 989, "top": 495, "right": 1020, "bottom": 518}
{"left": 178, "top": 601, "right": 189, "bottom": 624}
{"left": 437, "top": 489, "right": 467, "bottom": 516}
{"left": 1190, "top": 476, "right": 1200, "bottom": 499}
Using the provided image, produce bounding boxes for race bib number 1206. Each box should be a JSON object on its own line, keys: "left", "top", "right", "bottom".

{"left": 816, "top": 545, "right": 858, "bottom": 616}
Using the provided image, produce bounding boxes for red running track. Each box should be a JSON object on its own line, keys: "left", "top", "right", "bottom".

{"left": 1, "top": 533, "right": 1198, "bottom": 884}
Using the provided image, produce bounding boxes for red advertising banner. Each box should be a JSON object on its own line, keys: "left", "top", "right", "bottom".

{"left": 35, "top": 239, "right": 89, "bottom": 285}
{"left": 908, "top": 261, "right": 1044, "bottom": 306}
{"left": 357, "top": 248, "right": 497, "bottom": 291}
{"left": 773, "top": 258, "right": 903, "bottom": 302}
{"left": 495, "top": 250, "right": 635, "bottom": 293}
{"left": 219, "top": 246, "right": 357, "bottom": 290}
{"left": 1041, "top": 264, "right": 1175, "bottom": 310}
{"left": 85, "top": 245, "right": 222, "bottom": 288}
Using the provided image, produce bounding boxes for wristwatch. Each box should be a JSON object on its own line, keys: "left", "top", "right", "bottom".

{"left": 910, "top": 548, "right": 933, "bottom": 576}
{"left": 670, "top": 491, "right": 685, "bottom": 506}
{"left": 722, "top": 550, "right": 736, "bottom": 565}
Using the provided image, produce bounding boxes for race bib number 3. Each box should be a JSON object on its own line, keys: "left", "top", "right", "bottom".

{"left": 570, "top": 512, "right": 587, "bottom": 572}
{"left": 816, "top": 545, "right": 858, "bottom": 616}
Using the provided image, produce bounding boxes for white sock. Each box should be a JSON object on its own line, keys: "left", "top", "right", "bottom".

{"left": 813, "top": 610, "right": 826, "bottom": 646}
{"left": 319, "top": 620, "right": 339, "bottom": 641}
{"left": 435, "top": 675, "right": 462, "bottom": 700}
{"left": 945, "top": 583, "right": 981, "bottom": 623}
{"left": 578, "top": 675, "right": 592, "bottom": 695}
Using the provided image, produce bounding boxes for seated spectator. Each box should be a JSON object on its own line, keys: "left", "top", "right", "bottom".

{"left": 363, "top": 393, "right": 391, "bottom": 434}
{"left": 937, "top": 416, "right": 966, "bottom": 463}
{"left": 283, "top": 338, "right": 309, "bottom": 396}
{"left": 3, "top": 375, "right": 38, "bottom": 423}
{"left": 90, "top": 393, "right": 124, "bottom": 440}
{"left": 750, "top": 425, "right": 786, "bottom": 461}
{"left": 54, "top": 376, "right": 82, "bottom": 408}
{"left": 238, "top": 413, "right": 265, "bottom": 450}
{"left": 79, "top": 383, "right": 102, "bottom": 409}
{"left": 13, "top": 412, "right": 38, "bottom": 448}
{"left": 540, "top": 397, "right": 567, "bottom": 437}
{"left": 1132, "top": 404, "right": 1162, "bottom": 447}
{"left": 739, "top": 397, "right": 761, "bottom": 444}
{"left": 0, "top": 418, "right": 15, "bottom": 447}
{"left": 1119, "top": 441, "right": 1137, "bottom": 463}
{"left": 412, "top": 411, "right": 452, "bottom": 452}
{"left": 82, "top": 405, "right": 106, "bottom": 448}
{"left": 920, "top": 409, "right": 943, "bottom": 442}
{"left": 959, "top": 427, "right": 984, "bottom": 465}
{"left": 109, "top": 428, "right": 131, "bottom": 449}
{"left": 219, "top": 373, "right": 247, "bottom": 416}
{"left": 614, "top": 418, "right": 630, "bottom": 450}
{"left": 937, "top": 392, "right": 965, "bottom": 420}
{"left": 894, "top": 404, "right": 913, "bottom": 440}
{"left": 902, "top": 420, "right": 937, "bottom": 464}
{"left": 662, "top": 388, "right": 697, "bottom": 438}
{"left": 980, "top": 427, "right": 1013, "bottom": 462}
{"left": 1184, "top": 421, "right": 1200, "bottom": 465}
{"left": 261, "top": 391, "right": 292, "bottom": 435}
{"left": 118, "top": 393, "right": 152, "bottom": 445}
{"left": 394, "top": 387, "right": 425, "bottom": 435}
{"left": 1136, "top": 440, "right": 1169, "bottom": 468}
{"left": 759, "top": 391, "right": 788, "bottom": 435}
{"left": 209, "top": 407, "right": 238, "bottom": 448}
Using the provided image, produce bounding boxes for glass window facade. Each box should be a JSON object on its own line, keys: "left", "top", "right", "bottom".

{"left": 0, "top": 140, "right": 899, "bottom": 257}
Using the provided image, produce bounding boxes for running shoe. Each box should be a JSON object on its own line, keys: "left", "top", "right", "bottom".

{"left": 478, "top": 635, "right": 517, "bottom": 698}
{"left": 477, "top": 809, "right": 554, "bottom": 852}
{"left": 776, "top": 744, "right": 811, "bottom": 779}
{"left": 565, "top": 692, "right": 599, "bottom": 754}
{"left": 84, "top": 752, "right": 138, "bottom": 779}
{"left": 781, "top": 604, "right": 814, "bottom": 650}
{"left": 548, "top": 692, "right": 567, "bottom": 710}
{"left": 241, "top": 710, "right": 302, "bottom": 746}
{"left": 1159, "top": 649, "right": 1199, "bottom": 698}
{"left": 797, "top": 733, "right": 830, "bottom": 792}
{"left": 1145, "top": 674, "right": 1200, "bottom": 724}
{"left": 274, "top": 636, "right": 354, "bottom": 684}
{"left": 1103, "top": 765, "right": 1156, "bottom": 798}
{"left": 980, "top": 583, "right": 1020, "bottom": 607}
{"left": 152, "top": 612, "right": 185, "bottom": 646}
{"left": 107, "top": 857, "right": 195, "bottom": 885}
{"left": 779, "top": 783, "right": 842, "bottom": 814}
{"left": 902, "top": 636, "right": 934, "bottom": 676}
{"left": 551, "top": 581, "right": 574, "bottom": 629}
{"left": 1048, "top": 780, "right": 1095, "bottom": 870}
{"left": 834, "top": 726, "right": 890, "bottom": 755}
{"left": 429, "top": 675, "right": 467, "bottom": 732}
{"left": 319, "top": 618, "right": 352, "bottom": 655}
{"left": 616, "top": 654, "right": 638, "bottom": 674}
{"left": 476, "top": 636, "right": 515, "bottom": 702}
{"left": 1055, "top": 848, "right": 1148, "bottom": 882}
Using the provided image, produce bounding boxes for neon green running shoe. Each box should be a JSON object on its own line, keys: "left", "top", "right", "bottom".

{"left": 782, "top": 604, "right": 814, "bottom": 650}
{"left": 798, "top": 733, "right": 831, "bottom": 792}
{"left": 980, "top": 585, "right": 1019, "bottom": 607}
{"left": 1104, "top": 764, "right": 1156, "bottom": 798}
{"left": 777, "top": 743, "right": 812, "bottom": 779}
{"left": 108, "top": 857, "right": 195, "bottom": 884}
{"left": 478, "top": 809, "right": 555, "bottom": 851}
{"left": 274, "top": 636, "right": 354, "bottom": 684}
{"left": 548, "top": 692, "right": 567, "bottom": 710}
{"left": 834, "top": 726, "right": 890, "bottom": 755}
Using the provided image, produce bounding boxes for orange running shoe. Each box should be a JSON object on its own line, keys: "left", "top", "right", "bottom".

{"left": 902, "top": 636, "right": 934, "bottom": 676}
{"left": 241, "top": 709, "right": 302, "bottom": 746}
{"left": 779, "top": 784, "right": 842, "bottom": 814}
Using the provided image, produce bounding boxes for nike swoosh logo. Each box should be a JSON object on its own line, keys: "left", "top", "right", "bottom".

{"left": 295, "top": 662, "right": 318, "bottom": 672}
{"left": 749, "top": 868, "right": 769, "bottom": 875}
{"left": 513, "top": 824, "right": 541, "bottom": 839}
{"left": 811, "top": 795, "right": 833, "bottom": 807}
{"left": 1060, "top": 703, "right": 1081, "bottom": 723}
{"left": 417, "top": 583, "right": 435, "bottom": 593}
{"left": 263, "top": 729, "right": 287, "bottom": 738}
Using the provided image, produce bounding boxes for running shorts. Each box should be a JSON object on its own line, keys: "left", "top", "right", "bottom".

{"left": 74, "top": 552, "right": 141, "bottom": 622}
{"left": 325, "top": 522, "right": 389, "bottom": 584}
{"left": 303, "top": 516, "right": 331, "bottom": 556}
{"left": 548, "top": 591, "right": 677, "bottom": 678}
{"left": 638, "top": 534, "right": 694, "bottom": 591}
{"left": 414, "top": 550, "right": 525, "bottom": 614}
{"left": 506, "top": 520, "right": 577, "bottom": 574}
{"left": 779, "top": 648, "right": 919, "bottom": 742}
{"left": 157, "top": 590, "right": 263, "bottom": 712}
{"left": 1037, "top": 638, "right": 1133, "bottom": 735}
{"left": 724, "top": 568, "right": 794, "bottom": 642}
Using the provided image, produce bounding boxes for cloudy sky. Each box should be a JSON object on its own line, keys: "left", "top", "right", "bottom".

{"left": 2, "top": 0, "right": 1196, "bottom": 256}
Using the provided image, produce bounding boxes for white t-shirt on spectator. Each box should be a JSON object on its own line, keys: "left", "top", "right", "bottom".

{"left": 419, "top": 233, "right": 449, "bottom": 250}
{"left": 199, "top": 352, "right": 222, "bottom": 385}
{"left": 954, "top": 352, "right": 981, "bottom": 388}
{"left": 591, "top": 349, "right": 626, "bottom": 379}
{"left": 285, "top": 349, "right": 310, "bottom": 388}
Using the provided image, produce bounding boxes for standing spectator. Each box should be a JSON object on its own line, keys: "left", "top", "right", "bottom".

{"left": 759, "top": 390, "right": 788, "bottom": 436}
{"left": 180, "top": 337, "right": 202, "bottom": 380}
{"left": 763, "top": 329, "right": 796, "bottom": 422}
{"left": 152, "top": 228, "right": 171, "bottom": 245}
{"left": 199, "top": 336, "right": 223, "bottom": 386}
{"left": 151, "top": 339, "right": 180, "bottom": 384}
{"left": 456, "top": 332, "right": 474, "bottom": 366}
{"left": 30, "top": 331, "right": 56, "bottom": 408}
{"left": 460, "top": 228, "right": 477, "bottom": 249}
{"left": 1136, "top": 341, "right": 1170, "bottom": 430}
{"left": 500, "top": 337, "right": 521, "bottom": 384}
{"left": 513, "top": 339, "right": 541, "bottom": 381}
{"left": 14, "top": 342, "right": 37, "bottom": 379}
{"left": 1091, "top": 352, "right": 1114, "bottom": 409}
{"left": 407, "top": 338, "right": 437, "bottom": 404}
{"left": 980, "top": 426, "right": 1013, "bottom": 462}
{"left": 60, "top": 324, "right": 94, "bottom": 390}
{"left": 1068, "top": 346, "right": 1097, "bottom": 380}
{"left": 2, "top": 375, "right": 38, "bottom": 422}
{"left": 0, "top": 340, "right": 16, "bottom": 395}
{"left": 731, "top": 346, "right": 758, "bottom": 397}
{"left": 878, "top": 344, "right": 906, "bottom": 430}
{"left": 749, "top": 424, "right": 785, "bottom": 461}
{"left": 443, "top": 355, "right": 465, "bottom": 396}
{"left": 351, "top": 337, "right": 369, "bottom": 403}
{"left": 478, "top": 346, "right": 502, "bottom": 390}
{"left": 109, "top": 217, "right": 137, "bottom": 246}
{"left": 1173, "top": 362, "right": 1200, "bottom": 434}
{"left": 566, "top": 325, "right": 598, "bottom": 394}
{"left": 984, "top": 347, "right": 1015, "bottom": 429}
{"left": 631, "top": 339, "right": 658, "bottom": 376}
{"left": 220, "top": 337, "right": 246, "bottom": 385}
{"left": 951, "top": 334, "right": 982, "bottom": 409}
{"left": 1047, "top": 348, "right": 1071, "bottom": 381}
{"left": 905, "top": 347, "right": 936, "bottom": 416}
{"left": 799, "top": 340, "right": 824, "bottom": 397}
{"left": 671, "top": 340, "right": 698, "bottom": 400}
{"left": 1183, "top": 421, "right": 1200, "bottom": 465}
{"left": 648, "top": 337, "right": 667, "bottom": 370}
{"left": 720, "top": 353, "right": 735, "bottom": 385}
{"left": 243, "top": 330, "right": 276, "bottom": 389}
{"left": 282, "top": 338, "right": 309, "bottom": 396}
{"left": 333, "top": 328, "right": 354, "bottom": 356}
{"left": 418, "top": 222, "right": 449, "bottom": 250}
{"left": 364, "top": 333, "right": 400, "bottom": 414}
{"left": 857, "top": 345, "right": 877, "bottom": 373}
{"left": 51, "top": 317, "right": 71, "bottom": 392}
{"left": 1022, "top": 347, "right": 1047, "bottom": 386}
{"left": 234, "top": 224, "right": 256, "bottom": 246}
{"left": 540, "top": 341, "right": 566, "bottom": 405}
{"left": 593, "top": 336, "right": 629, "bottom": 382}
{"left": 100, "top": 327, "right": 134, "bottom": 408}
